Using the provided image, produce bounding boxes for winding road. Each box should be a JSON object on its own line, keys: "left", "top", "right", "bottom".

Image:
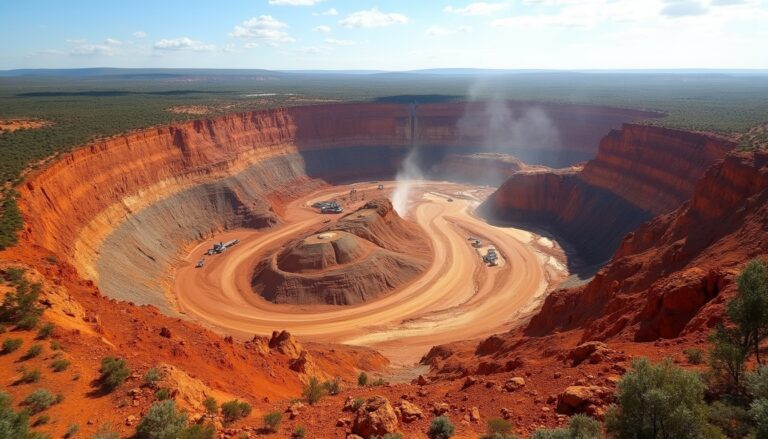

{"left": 171, "top": 181, "right": 562, "bottom": 365}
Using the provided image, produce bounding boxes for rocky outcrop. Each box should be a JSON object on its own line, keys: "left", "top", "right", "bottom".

{"left": 351, "top": 396, "right": 399, "bottom": 438}
{"left": 482, "top": 124, "right": 735, "bottom": 265}
{"left": 252, "top": 199, "right": 431, "bottom": 305}
{"left": 527, "top": 150, "right": 768, "bottom": 341}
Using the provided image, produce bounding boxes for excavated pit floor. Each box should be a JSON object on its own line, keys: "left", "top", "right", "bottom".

{"left": 170, "top": 180, "right": 569, "bottom": 365}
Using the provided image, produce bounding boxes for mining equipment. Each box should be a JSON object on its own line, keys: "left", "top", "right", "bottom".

{"left": 316, "top": 200, "right": 343, "bottom": 214}
{"left": 483, "top": 248, "right": 499, "bottom": 266}
{"left": 472, "top": 239, "right": 482, "bottom": 248}
{"left": 447, "top": 198, "right": 454, "bottom": 202}
{"left": 213, "top": 242, "right": 225, "bottom": 253}
{"left": 195, "top": 258, "right": 205, "bottom": 268}
{"left": 377, "top": 184, "right": 384, "bottom": 190}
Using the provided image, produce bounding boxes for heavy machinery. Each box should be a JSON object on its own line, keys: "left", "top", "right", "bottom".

{"left": 195, "top": 258, "right": 205, "bottom": 268}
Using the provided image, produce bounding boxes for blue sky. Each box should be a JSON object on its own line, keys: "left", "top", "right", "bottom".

{"left": 1, "top": 0, "right": 766, "bottom": 70}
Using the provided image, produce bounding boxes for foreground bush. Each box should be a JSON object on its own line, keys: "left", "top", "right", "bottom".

{"left": 22, "top": 389, "right": 59, "bottom": 414}
{"left": 99, "top": 356, "right": 130, "bottom": 392}
{"left": 0, "top": 392, "right": 47, "bottom": 439}
{"left": 1, "top": 337, "right": 22, "bottom": 354}
{"left": 221, "top": 399, "right": 252, "bottom": 425}
{"left": 135, "top": 400, "right": 214, "bottom": 439}
{"left": 428, "top": 416, "right": 455, "bottom": 439}
{"left": 302, "top": 376, "right": 325, "bottom": 405}
{"left": 532, "top": 414, "right": 600, "bottom": 438}
{"left": 263, "top": 411, "right": 282, "bottom": 433}
{"left": 0, "top": 277, "right": 43, "bottom": 329}
{"left": 605, "top": 358, "right": 719, "bottom": 438}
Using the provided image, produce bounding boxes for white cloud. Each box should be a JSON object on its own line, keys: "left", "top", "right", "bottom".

{"left": 314, "top": 8, "right": 338, "bottom": 16}
{"left": 426, "top": 25, "right": 474, "bottom": 36}
{"left": 104, "top": 38, "right": 122, "bottom": 46}
{"left": 230, "top": 16, "right": 295, "bottom": 44}
{"left": 339, "top": 8, "right": 409, "bottom": 28}
{"left": 153, "top": 37, "right": 215, "bottom": 52}
{"left": 444, "top": 2, "right": 507, "bottom": 16}
{"left": 324, "top": 38, "right": 357, "bottom": 45}
{"left": 70, "top": 44, "right": 118, "bottom": 56}
{"left": 269, "top": 0, "right": 323, "bottom": 5}
{"left": 661, "top": 0, "right": 708, "bottom": 17}
{"left": 132, "top": 31, "right": 147, "bottom": 38}
{"left": 313, "top": 25, "right": 332, "bottom": 33}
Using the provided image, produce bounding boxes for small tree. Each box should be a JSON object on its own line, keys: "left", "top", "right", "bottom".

{"left": 428, "top": 416, "right": 455, "bottom": 439}
{"left": 709, "top": 324, "right": 749, "bottom": 393}
{"left": 263, "top": 411, "right": 282, "bottom": 433}
{"left": 203, "top": 396, "right": 218, "bottom": 414}
{"left": 144, "top": 367, "right": 163, "bottom": 388}
{"left": 605, "top": 358, "right": 718, "bottom": 439}
{"left": 751, "top": 398, "right": 768, "bottom": 438}
{"left": 481, "top": 417, "right": 516, "bottom": 439}
{"left": 302, "top": 376, "right": 325, "bottom": 405}
{"left": 728, "top": 259, "right": 768, "bottom": 364}
{"left": 135, "top": 400, "right": 187, "bottom": 439}
{"left": 358, "top": 371, "right": 368, "bottom": 387}
{"left": 221, "top": 399, "right": 252, "bottom": 425}
{"left": 323, "top": 377, "right": 341, "bottom": 395}
{"left": 99, "top": 356, "right": 130, "bottom": 393}
{"left": 0, "top": 392, "right": 45, "bottom": 439}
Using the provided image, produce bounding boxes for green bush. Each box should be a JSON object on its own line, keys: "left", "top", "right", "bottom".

{"left": 531, "top": 414, "right": 600, "bottom": 439}
{"left": 729, "top": 259, "right": 768, "bottom": 364}
{"left": 17, "top": 369, "right": 41, "bottom": 384}
{"left": 2, "top": 337, "right": 23, "bottom": 354}
{"left": 708, "top": 401, "right": 752, "bottom": 439}
{"left": 486, "top": 417, "right": 513, "bottom": 435}
{"left": 51, "top": 358, "right": 70, "bottom": 372}
{"left": 98, "top": 356, "right": 129, "bottom": 392}
{"left": 428, "top": 416, "right": 455, "bottom": 439}
{"left": 358, "top": 371, "right": 368, "bottom": 387}
{"left": 36, "top": 322, "right": 55, "bottom": 339}
{"left": 50, "top": 339, "right": 61, "bottom": 351}
{"left": 32, "top": 414, "right": 50, "bottom": 426}
{"left": 64, "top": 423, "right": 79, "bottom": 439}
{"left": 0, "top": 280, "right": 43, "bottom": 329}
{"left": 263, "top": 411, "right": 282, "bottom": 433}
{"left": 135, "top": 400, "right": 187, "bottom": 439}
{"left": 323, "top": 377, "right": 341, "bottom": 395}
{"left": 302, "top": 376, "right": 325, "bottom": 405}
{"left": 20, "top": 343, "right": 42, "bottom": 360}
{"left": 292, "top": 426, "right": 306, "bottom": 438}
{"left": 371, "top": 378, "right": 387, "bottom": 387}
{"left": 22, "top": 389, "right": 59, "bottom": 414}
{"left": 144, "top": 367, "right": 163, "bottom": 388}
{"left": 352, "top": 397, "right": 365, "bottom": 411}
{"left": 155, "top": 388, "right": 171, "bottom": 401}
{"left": 684, "top": 348, "right": 704, "bottom": 365}
{"left": 0, "top": 391, "right": 47, "bottom": 439}
{"left": 605, "top": 358, "right": 719, "bottom": 439}
{"left": 203, "top": 396, "right": 217, "bottom": 414}
{"left": 89, "top": 424, "right": 120, "bottom": 439}
{"left": 751, "top": 398, "right": 768, "bottom": 438}
{"left": 220, "top": 399, "right": 252, "bottom": 425}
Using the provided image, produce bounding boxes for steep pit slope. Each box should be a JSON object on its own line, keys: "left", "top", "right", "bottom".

{"left": 252, "top": 199, "right": 431, "bottom": 305}
{"left": 528, "top": 150, "right": 768, "bottom": 341}
{"left": 481, "top": 124, "right": 735, "bottom": 266}
{"left": 433, "top": 152, "right": 528, "bottom": 186}
{"left": 17, "top": 102, "right": 653, "bottom": 311}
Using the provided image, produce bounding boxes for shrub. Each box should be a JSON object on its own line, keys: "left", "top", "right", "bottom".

{"left": 0, "top": 325, "right": 5, "bottom": 333}
{"left": 50, "top": 339, "right": 61, "bottom": 351}
{"left": 708, "top": 401, "right": 752, "bottom": 439}
{"left": 709, "top": 325, "right": 748, "bottom": 393}
{"left": 155, "top": 388, "right": 171, "bottom": 401}
{"left": 358, "top": 372, "right": 368, "bottom": 387}
{"left": 428, "top": 416, "right": 455, "bottom": 439}
{"left": 2, "top": 337, "right": 22, "bottom": 354}
{"left": 375, "top": 434, "right": 404, "bottom": 439}
{"left": 17, "top": 369, "right": 41, "bottom": 384}
{"left": 747, "top": 365, "right": 768, "bottom": 399}
{"left": 98, "top": 356, "right": 129, "bottom": 392}
{"left": 729, "top": 258, "right": 768, "bottom": 364}
{"left": 0, "top": 280, "right": 43, "bottom": 329}
{"left": 20, "top": 343, "right": 42, "bottom": 360}
{"left": 292, "top": 426, "right": 306, "bottom": 438}
{"left": 263, "top": 411, "right": 282, "bottom": 433}
{"left": 144, "top": 367, "right": 163, "bottom": 388}
{"left": 221, "top": 399, "right": 252, "bottom": 425}
{"left": 64, "top": 423, "right": 79, "bottom": 439}
{"left": 371, "top": 378, "right": 387, "bottom": 387}
{"left": 352, "top": 397, "right": 365, "bottom": 411}
{"left": 0, "top": 392, "right": 44, "bottom": 439}
{"left": 203, "top": 396, "right": 218, "bottom": 414}
{"left": 135, "top": 400, "right": 187, "bottom": 439}
{"left": 90, "top": 424, "right": 120, "bottom": 439}
{"left": 22, "top": 389, "right": 58, "bottom": 414}
{"left": 302, "top": 376, "right": 325, "bottom": 405}
{"left": 36, "top": 322, "right": 55, "bottom": 339}
{"left": 751, "top": 398, "right": 768, "bottom": 438}
{"left": 323, "top": 377, "right": 341, "bottom": 395}
{"left": 51, "top": 358, "right": 70, "bottom": 372}
{"left": 482, "top": 418, "right": 517, "bottom": 438}
{"left": 605, "top": 358, "right": 718, "bottom": 439}
{"left": 684, "top": 348, "right": 704, "bottom": 365}
{"left": 178, "top": 423, "right": 215, "bottom": 439}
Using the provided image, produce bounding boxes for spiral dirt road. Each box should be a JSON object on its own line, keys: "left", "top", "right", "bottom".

{"left": 171, "top": 181, "right": 564, "bottom": 365}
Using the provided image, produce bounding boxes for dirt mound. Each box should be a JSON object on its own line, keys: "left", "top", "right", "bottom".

{"left": 253, "top": 199, "right": 431, "bottom": 305}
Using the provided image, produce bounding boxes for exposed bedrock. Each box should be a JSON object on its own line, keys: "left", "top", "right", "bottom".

{"left": 481, "top": 124, "right": 736, "bottom": 267}
{"left": 527, "top": 150, "right": 768, "bottom": 342}
{"left": 252, "top": 199, "right": 431, "bottom": 305}
{"left": 17, "top": 102, "right": 652, "bottom": 309}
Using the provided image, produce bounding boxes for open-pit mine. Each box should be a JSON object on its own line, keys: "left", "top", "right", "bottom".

{"left": 17, "top": 101, "right": 673, "bottom": 363}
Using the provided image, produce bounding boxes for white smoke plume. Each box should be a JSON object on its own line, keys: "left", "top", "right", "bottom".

{"left": 392, "top": 146, "right": 422, "bottom": 217}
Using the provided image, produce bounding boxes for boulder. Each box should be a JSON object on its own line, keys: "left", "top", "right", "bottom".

{"left": 568, "top": 341, "right": 612, "bottom": 366}
{"left": 504, "top": 377, "right": 526, "bottom": 392}
{"left": 352, "top": 396, "right": 399, "bottom": 438}
{"left": 269, "top": 330, "right": 303, "bottom": 359}
{"left": 470, "top": 407, "right": 481, "bottom": 422}
{"left": 397, "top": 399, "right": 423, "bottom": 423}
{"left": 557, "top": 386, "right": 611, "bottom": 415}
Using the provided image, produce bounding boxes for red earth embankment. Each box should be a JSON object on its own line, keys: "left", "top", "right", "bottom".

{"left": 481, "top": 124, "right": 736, "bottom": 265}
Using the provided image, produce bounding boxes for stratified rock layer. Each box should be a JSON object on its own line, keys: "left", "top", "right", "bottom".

{"left": 252, "top": 199, "right": 430, "bottom": 305}
{"left": 481, "top": 124, "right": 735, "bottom": 265}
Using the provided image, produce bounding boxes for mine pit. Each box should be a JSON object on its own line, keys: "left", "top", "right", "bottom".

{"left": 18, "top": 100, "right": 685, "bottom": 365}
